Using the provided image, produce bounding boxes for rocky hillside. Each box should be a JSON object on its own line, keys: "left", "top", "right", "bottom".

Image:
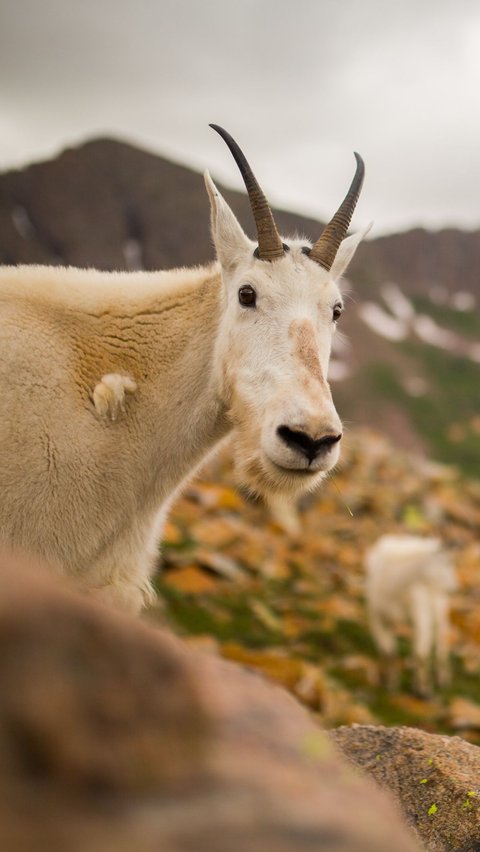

{"left": 1, "top": 137, "right": 479, "bottom": 472}
{"left": 154, "top": 428, "right": 480, "bottom": 745}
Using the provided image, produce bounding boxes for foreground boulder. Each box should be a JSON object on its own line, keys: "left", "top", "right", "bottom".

{"left": 331, "top": 724, "right": 480, "bottom": 851}
{"left": 0, "top": 555, "right": 419, "bottom": 851}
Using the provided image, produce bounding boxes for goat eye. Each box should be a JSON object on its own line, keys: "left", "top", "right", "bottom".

{"left": 333, "top": 303, "right": 343, "bottom": 321}
{"left": 238, "top": 285, "right": 256, "bottom": 308}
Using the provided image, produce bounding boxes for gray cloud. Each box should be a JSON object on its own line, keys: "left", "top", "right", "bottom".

{"left": 1, "top": 0, "right": 480, "bottom": 234}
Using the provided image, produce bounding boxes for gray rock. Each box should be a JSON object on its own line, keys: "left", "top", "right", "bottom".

{"left": 0, "top": 553, "right": 419, "bottom": 851}
{"left": 331, "top": 723, "right": 480, "bottom": 851}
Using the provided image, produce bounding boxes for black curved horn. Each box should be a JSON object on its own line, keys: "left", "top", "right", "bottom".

{"left": 210, "top": 124, "right": 285, "bottom": 262}
{"left": 308, "top": 152, "right": 365, "bottom": 270}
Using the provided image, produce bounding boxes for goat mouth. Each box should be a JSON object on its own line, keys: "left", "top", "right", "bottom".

{"left": 266, "top": 458, "right": 323, "bottom": 477}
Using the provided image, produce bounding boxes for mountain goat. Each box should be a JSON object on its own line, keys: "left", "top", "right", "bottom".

{"left": 0, "top": 125, "right": 368, "bottom": 612}
{"left": 365, "top": 535, "right": 457, "bottom": 695}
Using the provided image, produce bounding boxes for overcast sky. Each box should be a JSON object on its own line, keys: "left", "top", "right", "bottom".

{"left": 1, "top": 0, "right": 480, "bottom": 235}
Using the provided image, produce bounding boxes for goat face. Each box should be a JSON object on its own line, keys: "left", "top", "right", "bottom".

{"left": 206, "top": 166, "right": 368, "bottom": 500}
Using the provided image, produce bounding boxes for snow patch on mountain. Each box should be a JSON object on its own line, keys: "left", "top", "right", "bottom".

{"left": 451, "top": 291, "right": 476, "bottom": 311}
{"left": 358, "top": 303, "right": 408, "bottom": 341}
{"left": 381, "top": 282, "right": 415, "bottom": 321}
{"left": 413, "top": 315, "right": 459, "bottom": 349}
{"left": 358, "top": 282, "right": 480, "bottom": 362}
{"left": 403, "top": 376, "right": 428, "bottom": 397}
{"left": 328, "top": 359, "right": 351, "bottom": 381}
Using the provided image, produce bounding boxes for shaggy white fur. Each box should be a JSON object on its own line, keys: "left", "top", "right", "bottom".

{"left": 0, "top": 165, "right": 367, "bottom": 612}
{"left": 93, "top": 374, "right": 138, "bottom": 421}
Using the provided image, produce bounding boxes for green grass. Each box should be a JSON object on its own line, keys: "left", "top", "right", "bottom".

{"left": 158, "top": 573, "right": 480, "bottom": 740}
{"left": 367, "top": 346, "right": 480, "bottom": 477}
{"left": 157, "top": 580, "right": 284, "bottom": 647}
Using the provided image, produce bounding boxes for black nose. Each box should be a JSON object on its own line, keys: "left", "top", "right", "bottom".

{"left": 277, "top": 426, "right": 342, "bottom": 464}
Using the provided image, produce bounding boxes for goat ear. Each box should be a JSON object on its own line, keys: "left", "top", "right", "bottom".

{"left": 204, "top": 171, "right": 251, "bottom": 271}
{"left": 329, "top": 222, "right": 373, "bottom": 281}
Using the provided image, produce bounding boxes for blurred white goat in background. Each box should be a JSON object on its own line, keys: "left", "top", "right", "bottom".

{"left": 365, "top": 534, "right": 457, "bottom": 695}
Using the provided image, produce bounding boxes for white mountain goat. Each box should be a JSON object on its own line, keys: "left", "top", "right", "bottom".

{"left": 365, "top": 534, "right": 457, "bottom": 694}
{"left": 0, "top": 125, "right": 368, "bottom": 612}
